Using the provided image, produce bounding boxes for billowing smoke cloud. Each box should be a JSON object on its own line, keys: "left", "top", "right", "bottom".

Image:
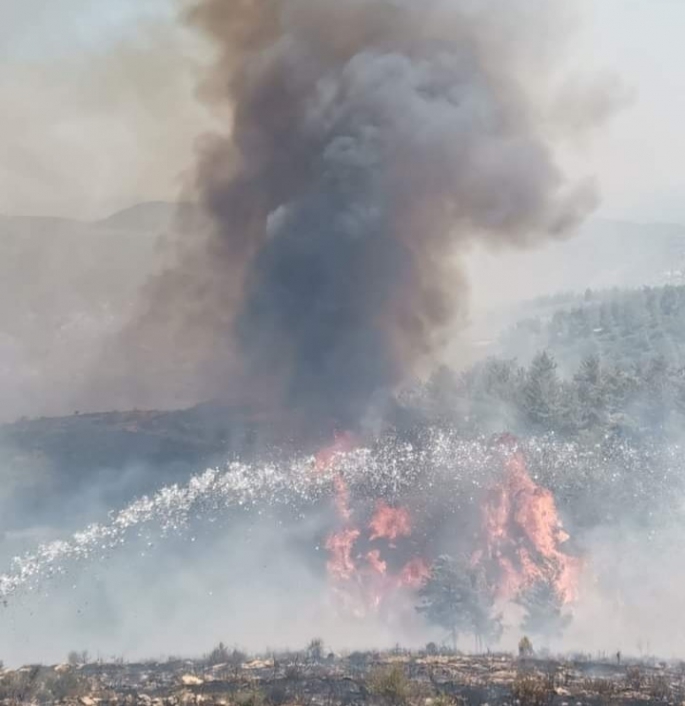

{"left": 112, "top": 0, "right": 615, "bottom": 427}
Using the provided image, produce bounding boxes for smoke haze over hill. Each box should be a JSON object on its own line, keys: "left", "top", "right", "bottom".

{"left": 87, "top": 0, "right": 620, "bottom": 430}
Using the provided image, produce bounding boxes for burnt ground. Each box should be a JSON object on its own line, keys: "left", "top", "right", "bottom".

{"left": 2, "top": 650, "right": 684, "bottom": 706}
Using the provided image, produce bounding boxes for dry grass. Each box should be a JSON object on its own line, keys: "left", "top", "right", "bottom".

{"left": 0, "top": 667, "right": 87, "bottom": 704}
{"left": 367, "top": 665, "right": 413, "bottom": 706}
{"left": 645, "top": 674, "right": 671, "bottom": 701}
{"left": 581, "top": 677, "right": 617, "bottom": 698}
{"left": 625, "top": 665, "right": 643, "bottom": 690}
{"left": 511, "top": 673, "right": 554, "bottom": 706}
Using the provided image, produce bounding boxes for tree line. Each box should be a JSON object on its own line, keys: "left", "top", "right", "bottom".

{"left": 417, "top": 555, "right": 569, "bottom": 651}
{"left": 405, "top": 350, "right": 685, "bottom": 443}
{"left": 501, "top": 284, "right": 685, "bottom": 371}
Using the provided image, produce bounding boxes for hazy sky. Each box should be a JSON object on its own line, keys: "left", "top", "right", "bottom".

{"left": 0, "top": 0, "right": 683, "bottom": 224}
{"left": 577, "top": 0, "right": 685, "bottom": 225}
{"left": 0, "top": 0, "right": 208, "bottom": 220}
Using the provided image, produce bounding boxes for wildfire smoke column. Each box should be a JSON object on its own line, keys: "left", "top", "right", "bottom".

{"left": 139, "top": 0, "right": 615, "bottom": 427}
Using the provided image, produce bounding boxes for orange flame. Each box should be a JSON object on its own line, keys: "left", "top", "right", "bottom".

{"left": 366, "top": 549, "right": 388, "bottom": 575}
{"left": 325, "top": 528, "right": 361, "bottom": 581}
{"left": 315, "top": 432, "right": 355, "bottom": 521}
{"left": 315, "top": 431, "right": 356, "bottom": 472}
{"left": 318, "top": 434, "right": 428, "bottom": 616}
{"left": 476, "top": 444, "right": 581, "bottom": 604}
{"left": 333, "top": 475, "right": 352, "bottom": 521}
{"left": 318, "top": 431, "right": 581, "bottom": 619}
{"left": 398, "top": 557, "right": 431, "bottom": 589}
{"left": 369, "top": 501, "right": 412, "bottom": 542}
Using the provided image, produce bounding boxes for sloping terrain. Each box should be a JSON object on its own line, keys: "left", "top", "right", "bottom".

{"left": 0, "top": 207, "right": 169, "bottom": 423}
{"left": 0, "top": 401, "right": 297, "bottom": 532}
{"left": 498, "top": 284, "right": 685, "bottom": 370}
{"left": 1, "top": 204, "right": 684, "bottom": 423}
{"left": 2, "top": 206, "right": 685, "bottom": 542}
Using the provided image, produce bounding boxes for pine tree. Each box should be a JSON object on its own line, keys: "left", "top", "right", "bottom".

{"left": 640, "top": 356, "right": 672, "bottom": 432}
{"left": 468, "top": 358, "right": 523, "bottom": 433}
{"left": 416, "top": 555, "right": 469, "bottom": 650}
{"left": 516, "top": 581, "right": 571, "bottom": 647}
{"left": 416, "top": 556, "right": 501, "bottom": 652}
{"left": 572, "top": 355, "right": 607, "bottom": 434}
{"left": 521, "top": 352, "right": 562, "bottom": 433}
{"left": 468, "top": 564, "right": 503, "bottom": 651}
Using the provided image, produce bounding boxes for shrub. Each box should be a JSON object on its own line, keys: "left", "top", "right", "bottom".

{"left": 430, "top": 695, "right": 466, "bottom": 706}
{"left": 43, "top": 671, "right": 87, "bottom": 702}
{"left": 234, "top": 689, "right": 268, "bottom": 706}
{"left": 626, "top": 666, "right": 643, "bottom": 690}
{"left": 67, "top": 650, "right": 90, "bottom": 666}
{"left": 518, "top": 637, "right": 534, "bottom": 659}
{"left": 0, "top": 667, "right": 87, "bottom": 704}
{"left": 582, "top": 677, "right": 617, "bottom": 698}
{"left": 230, "top": 649, "right": 247, "bottom": 672}
{"left": 349, "top": 651, "right": 370, "bottom": 671}
{"left": 368, "top": 665, "right": 411, "bottom": 706}
{"left": 207, "top": 642, "right": 232, "bottom": 666}
{"left": 306, "top": 638, "right": 325, "bottom": 663}
{"left": 511, "top": 674, "right": 553, "bottom": 706}
{"left": 646, "top": 674, "right": 670, "bottom": 701}
{"left": 425, "top": 642, "right": 439, "bottom": 656}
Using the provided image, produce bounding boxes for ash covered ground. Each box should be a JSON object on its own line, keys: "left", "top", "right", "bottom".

{"left": 2, "top": 646, "right": 685, "bottom": 706}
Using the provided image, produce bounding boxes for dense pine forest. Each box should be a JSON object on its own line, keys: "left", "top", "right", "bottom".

{"left": 407, "top": 285, "right": 685, "bottom": 442}
{"left": 500, "top": 285, "right": 685, "bottom": 370}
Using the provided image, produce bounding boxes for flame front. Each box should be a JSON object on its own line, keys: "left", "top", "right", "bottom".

{"left": 317, "top": 436, "right": 426, "bottom": 616}
{"left": 369, "top": 501, "right": 412, "bottom": 543}
{"left": 475, "top": 444, "right": 581, "bottom": 604}
{"left": 325, "top": 528, "right": 360, "bottom": 582}
{"left": 317, "top": 433, "right": 581, "bottom": 619}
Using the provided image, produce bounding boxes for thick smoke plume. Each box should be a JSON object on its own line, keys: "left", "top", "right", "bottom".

{"left": 124, "top": 0, "right": 610, "bottom": 426}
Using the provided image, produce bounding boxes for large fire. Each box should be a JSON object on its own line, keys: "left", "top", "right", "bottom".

{"left": 317, "top": 434, "right": 429, "bottom": 616}
{"left": 317, "top": 433, "right": 580, "bottom": 618}
{"left": 369, "top": 502, "right": 412, "bottom": 543}
{"left": 473, "top": 438, "right": 582, "bottom": 604}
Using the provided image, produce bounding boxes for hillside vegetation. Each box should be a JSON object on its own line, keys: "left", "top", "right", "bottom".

{"left": 500, "top": 285, "right": 685, "bottom": 370}
{"left": 411, "top": 285, "right": 685, "bottom": 442}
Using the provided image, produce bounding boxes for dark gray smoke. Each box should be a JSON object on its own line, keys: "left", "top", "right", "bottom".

{"left": 118, "top": 0, "right": 614, "bottom": 426}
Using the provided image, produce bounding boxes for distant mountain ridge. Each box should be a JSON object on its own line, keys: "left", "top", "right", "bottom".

{"left": 497, "top": 284, "right": 685, "bottom": 371}
{"left": 0, "top": 201, "right": 194, "bottom": 234}
{"left": 94, "top": 201, "right": 199, "bottom": 232}
{"left": 1, "top": 202, "right": 685, "bottom": 423}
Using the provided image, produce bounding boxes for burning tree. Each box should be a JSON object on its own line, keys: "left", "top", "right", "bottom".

{"left": 516, "top": 580, "right": 572, "bottom": 647}
{"left": 315, "top": 431, "right": 581, "bottom": 634}
{"left": 468, "top": 566, "right": 504, "bottom": 651}
{"left": 318, "top": 435, "right": 430, "bottom": 616}
{"left": 416, "top": 555, "right": 502, "bottom": 652}
{"left": 475, "top": 437, "right": 582, "bottom": 605}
